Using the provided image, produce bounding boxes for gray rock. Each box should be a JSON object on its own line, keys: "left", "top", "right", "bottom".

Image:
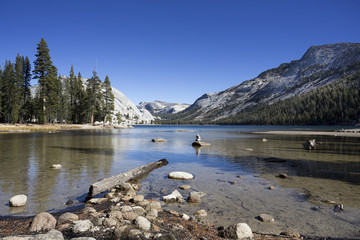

{"left": 154, "top": 233, "right": 177, "bottom": 240}
{"left": 151, "top": 138, "right": 167, "bottom": 142}
{"left": 168, "top": 171, "right": 194, "bottom": 180}
{"left": 279, "top": 173, "right": 288, "bottom": 178}
{"left": 82, "top": 207, "right": 97, "bottom": 214}
{"left": 147, "top": 209, "right": 158, "bottom": 219}
{"left": 135, "top": 216, "right": 151, "bottom": 231}
{"left": 72, "top": 220, "right": 94, "bottom": 233}
{"left": 258, "top": 213, "right": 275, "bottom": 222}
{"left": 146, "top": 201, "right": 162, "bottom": 212}
{"left": 2, "top": 236, "right": 33, "bottom": 240}
{"left": 190, "top": 191, "right": 206, "bottom": 198}
{"left": 107, "top": 210, "right": 123, "bottom": 221}
{"left": 133, "top": 206, "right": 146, "bottom": 216}
{"left": 133, "top": 195, "right": 144, "bottom": 202}
{"left": 188, "top": 194, "right": 201, "bottom": 204}
{"left": 51, "top": 164, "right": 62, "bottom": 169}
{"left": 91, "top": 217, "right": 104, "bottom": 226}
{"left": 128, "top": 229, "right": 142, "bottom": 238}
{"left": 163, "top": 190, "right": 183, "bottom": 203}
{"left": 9, "top": 195, "right": 27, "bottom": 207}
{"left": 58, "top": 212, "right": 78, "bottom": 225}
{"left": 223, "top": 223, "right": 253, "bottom": 240}
{"left": 32, "top": 229, "right": 64, "bottom": 240}
{"left": 113, "top": 225, "right": 128, "bottom": 238}
{"left": 121, "top": 205, "right": 133, "bottom": 213}
{"left": 30, "top": 212, "right": 57, "bottom": 232}
{"left": 181, "top": 213, "right": 190, "bottom": 220}
{"left": 118, "top": 182, "right": 133, "bottom": 191}
{"left": 103, "top": 218, "right": 117, "bottom": 227}
{"left": 123, "top": 211, "right": 139, "bottom": 221}
{"left": 194, "top": 209, "right": 207, "bottom": 218}
{"left": 179, "top": 185, "right": 191, "bottom": 190}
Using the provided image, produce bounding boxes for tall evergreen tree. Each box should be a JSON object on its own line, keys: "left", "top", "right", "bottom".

{"left": 102, "top": 75, "right": 114, "bottom": 123}
{"left": 2, "top": 60, "right": 15, "bottom": 122}
{"left": 20, "top": 56, "right": 32, "bottom": 122}
{"left": 32, "top": 38, "right": 58, "bottom": 123}
{"left": 86, "top": 70, "right": 103, "bottom": 125}
{"left": 12, "top": 54, "right": 24, "bottom": 123}
{"left": 74, "top": 72, "right": 87, "bottom": 123}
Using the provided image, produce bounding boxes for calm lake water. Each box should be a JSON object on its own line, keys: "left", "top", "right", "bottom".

{"left": 1, "top": 125, "right": 360, "bottom": 237}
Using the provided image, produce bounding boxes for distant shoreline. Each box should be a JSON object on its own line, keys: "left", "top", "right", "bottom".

{"left": 254, "top": 129, "right": 360, "bottom": 137}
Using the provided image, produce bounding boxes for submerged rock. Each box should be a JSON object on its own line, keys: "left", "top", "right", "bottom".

{"left": 258, "top": 213, "right": 275, "bottom": 222}
{"left": 151, "top": 138, "right": 167, "bottom": 143}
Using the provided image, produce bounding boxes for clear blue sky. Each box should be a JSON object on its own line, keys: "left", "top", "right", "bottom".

{"left": 1, "top": 0, "right": 359, "bottom": 105}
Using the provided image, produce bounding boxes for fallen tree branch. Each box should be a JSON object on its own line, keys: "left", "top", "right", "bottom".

{"left": 86, "top": 158, "right": 168, "bottom": 201}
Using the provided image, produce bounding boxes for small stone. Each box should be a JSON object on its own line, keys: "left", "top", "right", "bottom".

{"left": 128, "top": 229, "right": 142, "bottom": 238}
{"left": 9, "top": 195, "right": 27, "bottom": 207}
{"left": 268, "top": 186, "right": 276, "bottom": 190}
{"left": 334, "top": 204, "right": 344, "bottom": 212}
{"left": 194, "top": 209, "right": 207, "bottom": 218}
{"left": 181, "top": 213, "right": 190, "bottom": 220}
{"left": 258, "top": 213, "right": 275, "bottom": 222}
{"left": 169, "top": 210, "right": 180, "bottom": 216}
{"left": 133, "top": 206, "right": 146, "bottom": 216}
{"left": 108, "top": 210, "right": 123, "bottom": 221}
{"left": 280, "top": 230, "right": 301, "bottom": 238}
{"left": 113, "top": 226, "right": 128, "bottom": 238}
{"left": 91, "top": 217, "right": 104, "bottom": 226}
{"left": 262, "top": 138, "right": 268, "bottom": 142}
{"left": 58, "top": 212, "right": 79, "bottom": 225}
{"left": 120, "top": 205, "right": 133, "bottom": 213}
{"left": 152, "top": 138, "right": 167, "bottom": 142}
{"left": 87, "top": 198, "right": 107, "bottom": 204}
{"left": 179, "top": 185, "right": 191, "bottom": 190}
{"left": 103, "top": 218, "right": 117, "bottom": 227}
{"left": 83, "top": 207, "right": 97, "bottom": 214}
{"left": 230, "top": 181, "right": 237, "bottom": 185}
{"left": 146, "top": 201, "right": 162, "bottom": 212}
{"left": 190, "top": 191, "right": 206, "bottom": 198}
{"left": 237, "top": 175, "right": 243, "bottom": 178}
{"left": 168, "top": 171, "right": 194, "bottom": 180}
{"left": 188, "top": 194, "right": 201, "bottom": 204}
{"left": 147, "top": 208, "right": 158, "bottom": 219}
{"left": 65, "top": 199, "right": 74, "bottom": 205}
{"left": 33, "top": 229, "right": 64, "bottom": 240}
{"left": 279, "top": 173, "right": 288, "bottom": 178}
{"left": 118, "top": 182, "right": 133, "bottom": 191}
{"left": 133, "top": 195, "right": 144, "bottom": 202}
{"left": 245, "top": 148, "right": 253, "bottom": 151}
{"left": 152, "top": 224, "right": 161, "bottom": 232}
{"left": 123, "top": 211, "right": 139, "bottom": 221}
{"left": 72, "top": 220, "right": 94, "bottom": 233}
{"left": 135, "top": 216, "right": 151, "bottom": 231}
{"left": 51, "top": 164, "right": 62, "bottom": 169}
{"left": 57, "top": 223, "right": 71, "bottom": 231}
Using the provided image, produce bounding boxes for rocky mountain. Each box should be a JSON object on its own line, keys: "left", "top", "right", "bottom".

{"left": 31, "top": 78, "right": 154, "bottom": 124}
{"left": 137, "top": 100, "right": 190, "bottom": 115}
{"left": 176, "top": 43, "right": 360, "bottom": 122}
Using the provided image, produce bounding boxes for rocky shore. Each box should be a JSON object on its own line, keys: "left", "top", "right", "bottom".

{"left": 0, "top": 181, "right": 302, "bottom": 240}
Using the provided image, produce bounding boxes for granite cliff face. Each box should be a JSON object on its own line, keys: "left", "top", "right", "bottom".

{"left": 31, "top": 78, "right": 154, "bottom": 124}
{"left": 137, "top": 100, "right": 190, "bottom": 115}
{"left": 183, "top": 43, "right": 360, "bottom": 121}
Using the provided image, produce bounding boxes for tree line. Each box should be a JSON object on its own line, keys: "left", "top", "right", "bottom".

{"left": 0, "top": 38, "right": 115, "bottom": 124}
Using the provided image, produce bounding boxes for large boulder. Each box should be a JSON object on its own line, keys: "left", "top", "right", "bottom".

{"left": 72, "top": 220, "right": 94, "bottom": 233}
{"left": 168, "top": 171, "right": 194, "bottom": 180}
{"left": 30, "top": 212, "right": 57, "bottom": 232}
{"left": 9, "top": 195, "right": 27, "bottom": 207}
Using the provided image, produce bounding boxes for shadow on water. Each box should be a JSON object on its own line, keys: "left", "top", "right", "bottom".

{"left": 50, "top": 146, "right": 114, "bottom": 156}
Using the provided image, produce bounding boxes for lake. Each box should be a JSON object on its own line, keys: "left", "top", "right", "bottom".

{"left": 1, "top": 125, "right": 360, "bottom": 238}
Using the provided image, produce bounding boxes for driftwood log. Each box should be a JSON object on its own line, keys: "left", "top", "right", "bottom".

{"left": 86, "top": 158, "right": 168, "bottom": 201}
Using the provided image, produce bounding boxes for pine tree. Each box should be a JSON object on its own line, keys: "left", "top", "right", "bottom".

{"left": 86, "top": 70, "right": 103, "bottom": 125}
{"left": 102, "top": 75, "right": 114, "bottom": 123}
{"left": 20, "top": 56, "right": 32, "bottom": 122}
{"left": 33, "top": 38, "right": 58, "bottom": 123}
{"left": 12, "top": 54, "right": 24, "bottom": 123}
{"left": 74, "top": 72, "right": 87, "bottom": 123}
{"left": 2, "top": 60, "right": 15, "bottom": 122}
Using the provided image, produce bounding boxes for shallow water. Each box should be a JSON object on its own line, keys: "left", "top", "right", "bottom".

{"left": 0, "top": 125, "right": 360, "bottom": 238}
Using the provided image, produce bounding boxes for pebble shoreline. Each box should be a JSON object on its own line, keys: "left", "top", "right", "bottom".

{"left": 0, "top": 181, "right": 302, "bottom": 240}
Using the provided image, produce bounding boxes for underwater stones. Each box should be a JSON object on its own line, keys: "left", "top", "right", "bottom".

{"left": 258, "top": 213, "right": 275, "bottom": 223}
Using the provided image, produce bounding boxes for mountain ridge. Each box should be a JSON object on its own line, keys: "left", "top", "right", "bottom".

{"left": 160, "top": 42, "right": 360, "bottom": 123}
